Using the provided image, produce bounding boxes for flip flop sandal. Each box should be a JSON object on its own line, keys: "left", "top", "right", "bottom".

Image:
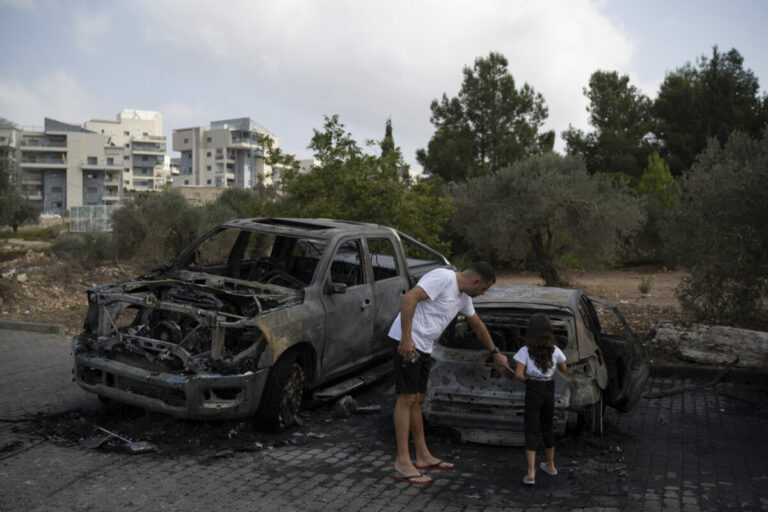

{"left": 391, "top": 472, "right": 431, "bottom": 485}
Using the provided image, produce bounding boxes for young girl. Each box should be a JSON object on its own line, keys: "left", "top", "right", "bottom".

{"left": 513, "top": 313, "right": 568, "bottom": 485}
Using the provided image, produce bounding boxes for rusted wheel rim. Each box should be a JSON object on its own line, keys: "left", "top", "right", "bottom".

{"left": 279, "top": 363, "right": 304, "bottom": 425}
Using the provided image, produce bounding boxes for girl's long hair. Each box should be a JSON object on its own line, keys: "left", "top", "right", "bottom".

{"left": 526, "top": 313, "right": 556, "bottom": 374}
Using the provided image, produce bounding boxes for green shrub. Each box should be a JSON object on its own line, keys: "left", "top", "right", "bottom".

{"left": 111, "top": 189, "right": 207, "bottom": 265}
{"left": 662, "top": 131, "right": 768, "bottom": 328}
{"left": 51, "top": 231, "right": 112, "bottom": 263}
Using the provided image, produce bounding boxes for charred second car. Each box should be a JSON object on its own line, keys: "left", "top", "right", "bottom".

{"left": 423, "top": 285, "right": 649, "bottom": 445}
{"left": 73, "top": 218, "right": 450, "bottom": 431}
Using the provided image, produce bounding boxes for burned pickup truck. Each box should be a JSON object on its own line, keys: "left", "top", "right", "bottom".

{"left": 423, "top": 285, "right": 649, "bottom": 445}
{"left": 73, "top": 218, "right": 450, "bottom": 431}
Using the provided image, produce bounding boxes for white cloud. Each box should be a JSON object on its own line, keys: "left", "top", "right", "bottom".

{"left": 133, "top": 0, "right": 632, "bottom": 160}
{"left": 0, "top": 0, "right": 55, "bottom": 12}
{"left": 0, "top": 71, "right": 91, "bottom": 127}
{"left": 71, "top": 8, "right": 111, "bottom": 55}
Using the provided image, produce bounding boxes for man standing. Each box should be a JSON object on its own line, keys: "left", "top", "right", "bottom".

{"left": 389, "top": 262, "right": 513, "bottom": 484}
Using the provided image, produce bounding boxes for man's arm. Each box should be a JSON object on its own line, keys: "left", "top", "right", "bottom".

{"left": 466, "top": 313, "right": 514, "bottom": 372}
{"left": 398, "top": 286, "right": 429, "bottom": 358}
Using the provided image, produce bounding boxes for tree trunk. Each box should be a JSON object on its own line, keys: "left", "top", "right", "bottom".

{"left": 529, "top": 228, "right": 565, "bottom": 287}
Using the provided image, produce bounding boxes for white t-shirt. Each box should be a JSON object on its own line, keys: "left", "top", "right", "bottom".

{"left": 513, "top": 345, "right": 567, "bottom": 379}
{"left": 388, "top": 268, "right": 475, "bottom": 354}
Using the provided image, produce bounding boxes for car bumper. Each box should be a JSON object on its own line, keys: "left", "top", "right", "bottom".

{"left": 74, "top": 351, "right": 269, "bottom": 420}
{"left": 424, "top": 390, "right": 570, "bottom": 446}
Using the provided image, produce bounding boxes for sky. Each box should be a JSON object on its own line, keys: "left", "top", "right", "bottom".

{"left": 1, "top": 0, "right": 767, "bottom": 172}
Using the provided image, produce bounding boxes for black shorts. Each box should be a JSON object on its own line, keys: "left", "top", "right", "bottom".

{"left": 391, "top": 338, "right": 432, "bottom": 395}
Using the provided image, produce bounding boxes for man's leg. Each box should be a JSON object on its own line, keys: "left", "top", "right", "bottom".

{"left": 412, "top": 399, "right": 454, "bottom": 469}
{"left": 393, "top": 393, "right": 430, "bottom": 482}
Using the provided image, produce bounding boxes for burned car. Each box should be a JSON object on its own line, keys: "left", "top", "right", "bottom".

{"left": 73, "top": 218, "right": 450, "bottom": 431}
{"left": 423, "top": 285, "right": 649, "bottom": 445}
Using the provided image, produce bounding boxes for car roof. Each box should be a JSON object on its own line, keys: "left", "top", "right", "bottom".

{"left": 222, "top": 217, "right": 396, "bottom": 238}
{"left": 474, "top": 285, "right": 582, "bottom": 311}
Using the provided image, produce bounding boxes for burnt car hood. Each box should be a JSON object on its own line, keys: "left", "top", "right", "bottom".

{"left": 75, "top": 269, "right": 302, "bottom": 375}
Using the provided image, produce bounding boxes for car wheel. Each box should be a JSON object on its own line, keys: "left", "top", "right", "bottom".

{"left": 256, "top": 355, "right": 306, "bottom": 432}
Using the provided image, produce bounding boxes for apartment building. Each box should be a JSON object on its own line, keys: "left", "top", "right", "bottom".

{"left": 85, "top": 110, "right": 167, "bottom": 192}
{"left": 172, "top": 117, "right": 276, "bottom": 190}
{"left": 0, "top": 117, "right": 22, "bottom": 153}
{"left": 13, "top": 118, "right": 120, "bottom": 216}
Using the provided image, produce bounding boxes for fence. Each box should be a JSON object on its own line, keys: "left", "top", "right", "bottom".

{"left": 69, "top": 205, "right": 120, "bottom": 232}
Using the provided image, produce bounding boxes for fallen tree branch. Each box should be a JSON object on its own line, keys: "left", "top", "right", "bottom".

{"left": 643, "top": 358, "right": 739, "bottom": 399}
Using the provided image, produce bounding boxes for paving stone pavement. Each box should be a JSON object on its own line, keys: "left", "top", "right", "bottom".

{"left": 1, "top": 328, "right": 767, "bottom": 511}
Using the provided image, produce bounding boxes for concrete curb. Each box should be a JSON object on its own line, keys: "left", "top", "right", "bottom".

{"left": 0, "top": 321, "right": 64, "bottom": 334}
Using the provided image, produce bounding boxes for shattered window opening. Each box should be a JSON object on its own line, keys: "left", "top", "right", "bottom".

{"left": 177, "top": 227, "right": 324, "bottom": 288}
{"left": 440, "top": 312, "right": 571, "bottom": 352}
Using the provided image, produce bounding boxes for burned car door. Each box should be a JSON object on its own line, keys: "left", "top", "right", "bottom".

{"left": 319, "top": 237, "right": 375, "bottom": 377}
{"left": 586, "top": 297, "right": 650, "bottom": 413}
{"left": 365, "top": 236, "right": 407, "bottom": 356}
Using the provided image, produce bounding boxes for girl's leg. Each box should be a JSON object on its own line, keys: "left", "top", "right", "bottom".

{"left": 543, "top": 445, "right": 557, "bottom": 474}
{"left": 523, "top": 381, "right": 544, "bottom": 483}
{"left": 541, "top": 381, "right": 557, "bottom": 474}
{"left": 525, "top": 449, "right": 537, "bottom": 482}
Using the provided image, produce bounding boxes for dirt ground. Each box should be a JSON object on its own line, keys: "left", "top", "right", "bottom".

{"left": 0, "top": 238, "right": 690, "bottom": 349}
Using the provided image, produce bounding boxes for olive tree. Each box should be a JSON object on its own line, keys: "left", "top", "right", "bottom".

{"left": 277, "top": 115, "right": 453, "bottom": 252}
{"left": 663, "top": 131, "right": 768, "bottom": 327}
{"left": 111, "top": 189, "right": 205, "bottom": 264}
{"left": 451, "top": 153, "right": 645, "bottom": 286}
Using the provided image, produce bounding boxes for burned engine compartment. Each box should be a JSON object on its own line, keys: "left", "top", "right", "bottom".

{"left": 75, "top": 271, "right": 302, "bottom": 376}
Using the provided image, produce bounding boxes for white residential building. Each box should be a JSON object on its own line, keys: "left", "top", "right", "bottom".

{"left": 2, "top": 110, "right": 169, "bottom": 216}
{"left": 172, "top": 118, "right": 277, "bottom": 190}
{"left": 15, "top": 118, "right": 117, "bottom": 215}
{"left": 85, "top": 110, "right": 167, "bottom": 192}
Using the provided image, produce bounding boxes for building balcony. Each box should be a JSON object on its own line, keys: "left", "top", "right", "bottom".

{"left": 20, "top": 159, "right": 67, "bottom": 169}
{"left": 102, "top": 195, "right": 121, "bottom": 202}
{"left": 132, "top": 149, "right": 165, "bottom": 156}
{"left": 20, "top": 140, "right": 67, "bottom": 150}
{"left": 134, "top": 135, "right": 166, "bottom": 142}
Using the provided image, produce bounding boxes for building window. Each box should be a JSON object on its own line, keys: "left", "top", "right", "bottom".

{"left": 184, "top": 180, "right": 189, "bottom": 185}
{"left": 124, "top": 155, "right": 129, "bottom": 160}
{"left": 184, "top": 138, "right": 189, "bottom": 143}
{"left": 124, "top": 131, "right": 130, "bottom": 136}
{"left": 207, "top": 179, "right": 211, "bottom": 184}
{"left": 206, "top": 137, "right": 212, "bottom": 142}
{"left": 87, "top": 156, "right": 97, "bottom": 165}
{"left": 142, "top": 156, "right": 148, "bottom": 161}
{"left": 207, "top": 152, "right": 211, "bottom": 157}
{"left": 143, "top": 132, "right": 148, "bottom": 136}
{"left": 87, "top": 187, "right": 98, "bottom": 194}
{"left": 206, "top": 165, "right": 211, "bottom": 171}
{"left": 107, "top": 157, "right": 114, "bottom": 165}
{"left": 125, "top": 143, "right": 130, "bottom": 148}
{"left": 51, "top": 186, "right": 62, "bottom": 193}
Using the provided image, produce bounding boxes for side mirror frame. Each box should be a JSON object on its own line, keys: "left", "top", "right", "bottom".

{"left": 324, "top": 281, "right": 348, "bottom": 295}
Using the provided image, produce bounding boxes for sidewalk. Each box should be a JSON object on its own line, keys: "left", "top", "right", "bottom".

{"left": 1, "top": 328, "right": 767, "bottom": 511}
